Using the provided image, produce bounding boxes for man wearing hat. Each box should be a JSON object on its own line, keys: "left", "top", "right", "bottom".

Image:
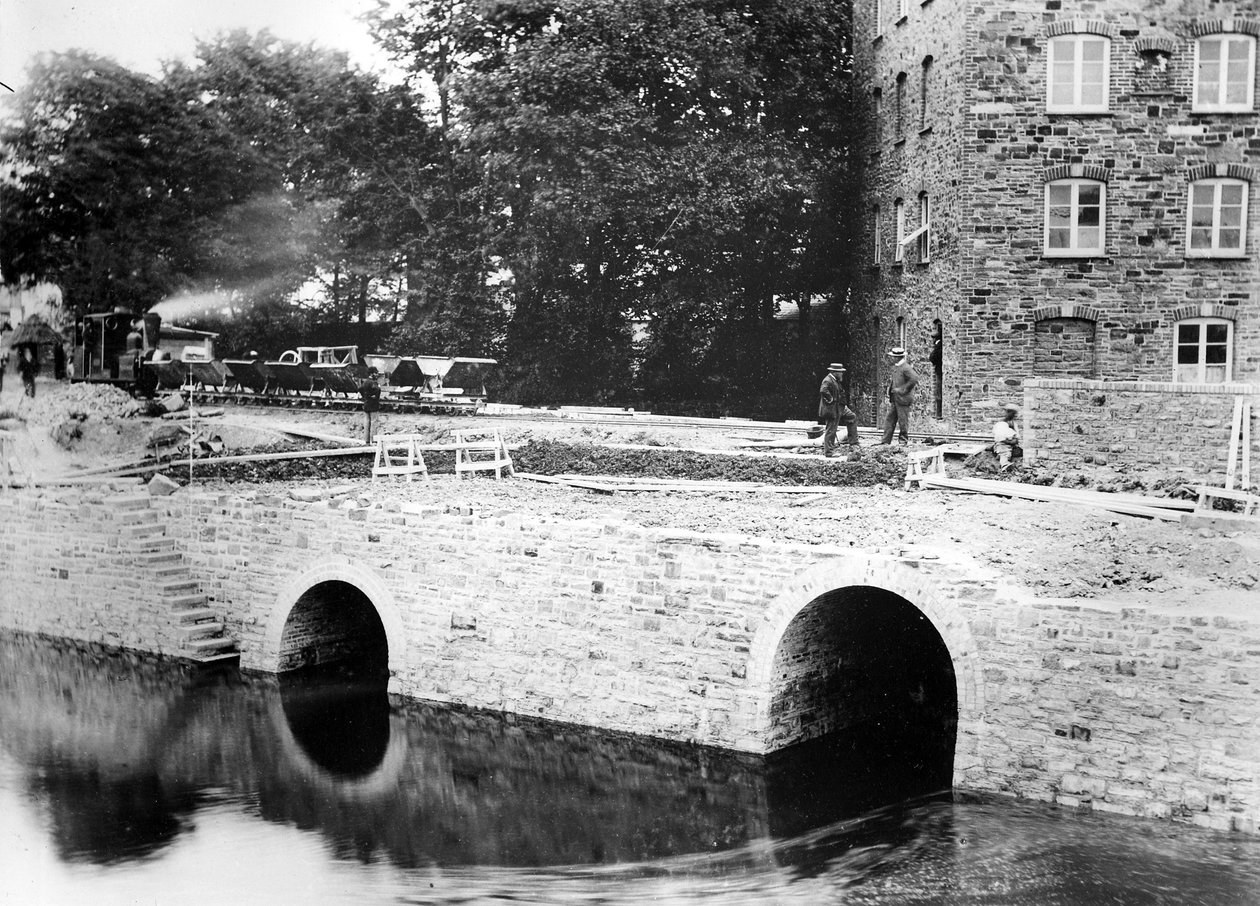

{"left": 818, "top": 363, "right": 859, "bottom": 456}
{"left": 879, "top": 346, "right": 920, "bottom": 446}
{"left": 993, "top": 403, "right": 1022, "bottom": 471}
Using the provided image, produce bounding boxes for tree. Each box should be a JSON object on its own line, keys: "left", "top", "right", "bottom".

{"left": 373, "top": 0, "right": 858, "bottom": 408}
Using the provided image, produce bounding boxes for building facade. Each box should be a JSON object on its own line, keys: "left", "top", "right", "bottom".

{"left": 850, "top": 0, "right": 1259, "bottom": 434}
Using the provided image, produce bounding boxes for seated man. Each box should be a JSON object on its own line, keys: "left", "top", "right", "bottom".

{"left": 993, "top": 403, "right": 1022, "bottom": 471}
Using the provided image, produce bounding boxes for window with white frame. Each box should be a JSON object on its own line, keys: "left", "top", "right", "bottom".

{"left": 1044, "top": 178, "right": 1105, "bottom": 256}
{"left": 918, "top": 193, "right": 930, "bottom": 262}
{"left": 1194, "top": 34, "right": 1256, "bottom": 112}
{"left": 1174, "top": 318, "right": 1232, "bottom": 383}
{"left": 1047, "top": 34, "right": 1110, "bottom": 113}
{"left": 873, "top": 206, "right": 882, "bottom": 264}
{"left": 1187, "top": 178, "right": 1249, "bottom": 257}
{"left": 893, "top": 198, "right": 905, "bottom": 262}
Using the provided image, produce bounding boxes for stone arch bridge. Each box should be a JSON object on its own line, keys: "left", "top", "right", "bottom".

{"left": 0, "top": 488, "right": 1256, "bottom": 830}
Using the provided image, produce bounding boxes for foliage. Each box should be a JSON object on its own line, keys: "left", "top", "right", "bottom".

{"left": 374, "top": 0, "right": 858, "bottom": 408}
{"left": 5, "top": 2, "right": 862, "bottom": 413}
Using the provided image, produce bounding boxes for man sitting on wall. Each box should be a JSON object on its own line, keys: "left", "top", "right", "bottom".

{"left": 992, "top": 403, "right": 1023, "bottom": 471}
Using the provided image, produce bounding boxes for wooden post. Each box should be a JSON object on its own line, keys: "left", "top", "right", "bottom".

{"left": 1226, "top": 397, "right": 1244, "bottom": 490}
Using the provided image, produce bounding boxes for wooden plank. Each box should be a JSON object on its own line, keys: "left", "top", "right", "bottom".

{"left": 105, "top": 446, "right": 376, "bottom": 477}
{"left": 1226, "top": 396, "right": 1244, "bottom": 490}
{"left": 515, "top": 472, "right": 616, "bottom": 494}
{"left": 919, "top": 475, "right": 1184, "bottom": 521}
{"left": 942, "top": 475, "right": 1196, "bottom": 511}
{"left": 553, "top": 474, "right": 841, "bottom": 493}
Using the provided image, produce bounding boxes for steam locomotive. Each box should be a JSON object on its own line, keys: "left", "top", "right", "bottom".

{"left": 70, "top": 309, "right": 494, "bottom": 413}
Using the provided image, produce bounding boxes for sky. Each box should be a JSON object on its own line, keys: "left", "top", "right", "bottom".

{"left": 0, "top": 0, "right": 399, "bottom": 93}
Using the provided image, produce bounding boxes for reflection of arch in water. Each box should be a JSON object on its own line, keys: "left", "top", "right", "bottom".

{"left": 261, "top": 559, "right": 406, "bottom": 691}
{"left": 747, "top": 556, "right": 983, "bottom": 788}
{"left": 269, "top": 685, "right": 410, "bottom": 798}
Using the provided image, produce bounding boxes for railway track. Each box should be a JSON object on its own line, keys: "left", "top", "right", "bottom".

{"left": 187, "top": 388, "right": 481, "bottom": 416}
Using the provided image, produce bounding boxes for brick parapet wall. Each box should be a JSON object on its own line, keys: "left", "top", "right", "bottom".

{"left": 1024, "top": 378, "right": 1260, "bottom": 482}
{"left": 1, "top": 486, "right": 1258, "bottom": 830}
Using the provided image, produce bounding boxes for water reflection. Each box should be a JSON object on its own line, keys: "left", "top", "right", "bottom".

{"left": 279, "top": 664, "right": 391, "bottom": 778}
{"left": 2, "top": 634, "right": 1259, "bottom": 905}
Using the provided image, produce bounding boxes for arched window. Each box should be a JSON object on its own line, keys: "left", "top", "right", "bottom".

{"left": 1044, "top": 178, "right": 1105, "bottom": 256}
{"left": 1174, "top": 318, "right": 1232, "bottom": 383}
{"left": 1194, "top": 33, "right": 1256, "bottom": 112}
{"left": 1187, "top": 178, "right": 1249, "bottom": 257}
{"left": 1047, "top": 34, "right": 1110, "bottom": 113}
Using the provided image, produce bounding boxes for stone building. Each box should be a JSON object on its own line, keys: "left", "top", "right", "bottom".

{"left": 849, "top": 0, "right": 1259, "bottom": 456}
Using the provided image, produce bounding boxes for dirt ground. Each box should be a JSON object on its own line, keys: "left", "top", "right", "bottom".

{"left": 3, "top": 377, "right": 1257, "bottom": 614}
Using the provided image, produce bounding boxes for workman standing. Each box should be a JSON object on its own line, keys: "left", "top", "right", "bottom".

{"left": 360, "top": 369, "right": 381, "bottom": 444}
{"left": 818, "top": 362, "right": 859, "bottom": 456}
{"left": 879, "top": 345, "right": 919, "bottom": 446}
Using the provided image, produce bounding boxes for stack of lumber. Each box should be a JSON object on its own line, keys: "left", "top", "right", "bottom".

{"left": 918, "top": 474, "right": 1192, "bottom": 521}
{"left": 516, "top": 473, "right": 839, "bottom": 495}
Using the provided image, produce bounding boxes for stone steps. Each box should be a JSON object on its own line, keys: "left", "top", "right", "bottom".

{"left": 177, "top": 620, "right": 225, "bottom": 641}
{"left": 159, "top": 577, "right": 201, "bottom": 595}
{"left": 164, "top": 591, "right": 208, "bottom": 609}
{"left": 172, "top": 606, "right": 221, "bottom": 624}
{"left": 185, "top": 635, "right": 238, "bottom": 655}
{"left": 118, "top": 503, "right": 241, "bottom": 667}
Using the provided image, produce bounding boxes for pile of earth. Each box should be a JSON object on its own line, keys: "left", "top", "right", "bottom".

{"left": 166, "top": 439, "right": 907, "bottom": 487}
{"left": 18, "top": 382, "right": 144, "bottom": 427}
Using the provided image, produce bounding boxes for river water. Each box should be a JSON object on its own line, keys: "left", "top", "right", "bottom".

{"left": 1, "top": 634, "right": 1258, "bottom": 906}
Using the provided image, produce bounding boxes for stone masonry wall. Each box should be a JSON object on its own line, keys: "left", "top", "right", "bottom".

{"left": 852, "top": 0, "right": 1259, "bottom": 431}
{"left": 1, "top": 486, "right": 1258, "bottom": 831}
{"left": 955, "top": 0, "right": 1260, "bottom": 428}
{"left": 1024, "top": 378, "right": 1260, "bottom": 484}
{"left": 850, "top": 0, "right": 968, "bottom": 430}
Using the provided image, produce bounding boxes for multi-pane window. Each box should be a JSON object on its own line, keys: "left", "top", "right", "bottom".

{"left": 895, "top": 73, "right": 907, "bottom": 141}
{"left": 1047, "top": 34, "right": 1110, "bottom": 112}
{"left": 1044, "top": 179, "right": 1105, "bottom": 256}
{"left": 1187, "top": 178, "right": 1249, "bottom": 257}
{"left": 1194, "top": 34, "right": 1256, "bottom": 112}
{"left": 893, "top": 198, "right": 905, "bottom": 262}
{"left": 1175, "top": 318, "right": 1232, "bottom": 384}
{"left": 873, "top": 206, "right": 882, "bottom": 265}
{"left": 920, "top": 57, "right": 933, "bottom": 130}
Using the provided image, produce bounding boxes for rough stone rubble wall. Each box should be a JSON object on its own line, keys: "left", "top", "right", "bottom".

{"left": 1024, "top": 379, "right": 1260, "bottom": 483}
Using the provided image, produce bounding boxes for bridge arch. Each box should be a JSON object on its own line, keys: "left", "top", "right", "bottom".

{"left": 262, "top": 559, "right": 406, "bottom": 688}
{"left": 747, "top": 555, "right": 984, "bottom": 785}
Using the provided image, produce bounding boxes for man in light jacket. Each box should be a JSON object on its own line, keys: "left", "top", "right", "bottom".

{"left": 879, "top": 345, "right": 919, "bottom": 446}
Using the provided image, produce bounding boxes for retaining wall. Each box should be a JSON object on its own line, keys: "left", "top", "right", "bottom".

{"left": 0, "top": 486, "right": 1258, "bottom": 831}
{"left": 1024, "top": 379, "right": 1260, "bottom": 484}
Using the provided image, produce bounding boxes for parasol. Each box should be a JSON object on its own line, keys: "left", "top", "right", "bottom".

{"left": 4, "top": 316, "right": 63, "bottom": 347}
